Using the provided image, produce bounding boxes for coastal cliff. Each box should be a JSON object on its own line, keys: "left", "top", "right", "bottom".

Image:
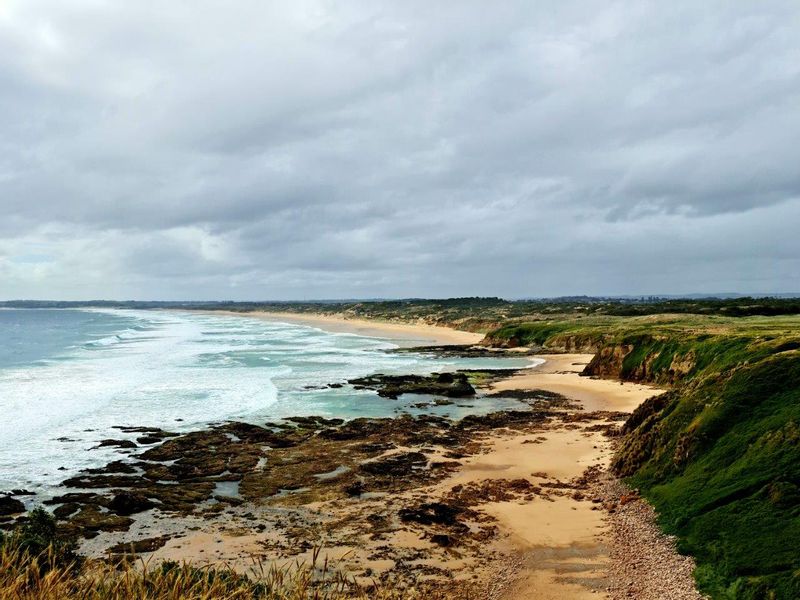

{"left": 481, "top": 318, "right": 800, "bottom": 599}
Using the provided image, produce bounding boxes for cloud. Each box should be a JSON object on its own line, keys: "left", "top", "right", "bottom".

{"left": 1, "top": 0, "right": 798, "bottom": 299}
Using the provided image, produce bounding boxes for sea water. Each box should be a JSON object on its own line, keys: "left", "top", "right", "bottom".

{"left": 0, "top": 309, "right": 536, "bottom": 497}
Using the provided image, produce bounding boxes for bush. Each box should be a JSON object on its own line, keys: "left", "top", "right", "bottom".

{"left": 0, "top": 507, "right": 79, "bottom": 570}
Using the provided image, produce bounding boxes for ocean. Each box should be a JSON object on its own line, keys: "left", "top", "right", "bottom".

{"left": 0, "top": 309, "right": 534, "bottom": 498}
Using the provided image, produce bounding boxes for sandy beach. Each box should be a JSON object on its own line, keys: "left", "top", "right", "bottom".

{"left": 203, "top": 310, "right": 485, "bottom": 346}
{"left": 63, "top": 315, "right": 702, "bottom": 599}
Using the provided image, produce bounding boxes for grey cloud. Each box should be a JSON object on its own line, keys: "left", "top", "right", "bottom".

{"left": 0, "top": 0, "right": 799, "bottom": 299}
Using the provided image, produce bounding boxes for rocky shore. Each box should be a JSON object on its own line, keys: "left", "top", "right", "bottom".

{"left": 0, "top": 347, "right": 705, "bottom": 599}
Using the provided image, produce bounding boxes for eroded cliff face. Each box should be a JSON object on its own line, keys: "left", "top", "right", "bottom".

{"left": 544, "top": 335, "right": 602, "bottom": 354}
{"left": 481, "top": 330, "right": 604, "bottom": 353}
{"left": 583, "top": 344, "right": 634, "bottom": 378}
{"left": 581, "top": 339, "right": 697, "bottom": 385}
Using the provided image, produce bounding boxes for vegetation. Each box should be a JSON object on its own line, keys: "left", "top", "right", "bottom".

{"left": 488, "top": 315, "right": 799, "bottom": 598}
{"left": 5, "top": 299, "right": 800, "bottom": 597}
{"left": 4, "top": 296, "right": 800, "bottom": 333}
{"left": 0, "top": 510, "right": 449, "bottom": 599}
{"left": 616, "top": 354, "right": 800, "bottom": 599}
{"left": 478, "top": 313, "right": 800, "bottom": 597}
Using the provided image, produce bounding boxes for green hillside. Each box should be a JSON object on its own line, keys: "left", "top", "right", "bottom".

{"left": 482, "top": 314, "right": 800, "bottom": 598}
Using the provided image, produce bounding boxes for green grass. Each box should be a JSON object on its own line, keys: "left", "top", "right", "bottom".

{"left": 481, "top": 314, "right": 800, "bottom": 597}
{"left": 607, "top": 334, "right": 800, "bottom": 597}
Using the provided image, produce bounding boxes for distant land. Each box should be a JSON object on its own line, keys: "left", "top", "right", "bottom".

{"left": 3, "top": 295, "right": 800, "bottom": 319}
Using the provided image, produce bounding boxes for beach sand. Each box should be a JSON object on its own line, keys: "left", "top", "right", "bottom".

{"left": 202, "top": 310, "right": 485, "bottom": 346}
{"left": 80, "top": 316, "right": 698, "bottom": 598}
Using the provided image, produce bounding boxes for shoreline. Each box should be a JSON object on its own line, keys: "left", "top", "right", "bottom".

{"left": 14, "top": 312, "right": 703, "bottom": 599}
{"left": 194, "top": 309, "right": 486, "bottom": 347}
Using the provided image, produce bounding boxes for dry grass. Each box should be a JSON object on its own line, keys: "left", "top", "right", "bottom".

{"left": 0, "top": 545, "right": 453, "bottom": 600}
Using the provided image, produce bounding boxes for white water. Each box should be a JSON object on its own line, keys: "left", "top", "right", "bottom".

{"left": 0, "top": 309, "right": 537, "bottom": 498}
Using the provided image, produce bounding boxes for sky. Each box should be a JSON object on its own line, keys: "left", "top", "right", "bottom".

{"left": 1, "top": 1, "right": 799, "bottom": 300}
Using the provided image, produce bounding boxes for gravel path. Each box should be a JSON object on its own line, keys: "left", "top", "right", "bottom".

{"left": 602, "top": 477, "right": 706, "bottom": 600}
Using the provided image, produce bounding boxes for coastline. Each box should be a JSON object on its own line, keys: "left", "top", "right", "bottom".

{"left": 195, "top": 309, "right": 485, "bottom": 346}
{"left": 23, "top": 312, "right": 703, "bottom": 599}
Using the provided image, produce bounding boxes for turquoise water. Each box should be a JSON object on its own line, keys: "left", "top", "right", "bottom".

{"left": 0, "top": 309, "right": 536, "bottom": 497}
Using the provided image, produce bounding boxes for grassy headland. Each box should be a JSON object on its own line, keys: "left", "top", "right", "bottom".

{"left": 482, "top": 313, "right": 800, "bottom": 598}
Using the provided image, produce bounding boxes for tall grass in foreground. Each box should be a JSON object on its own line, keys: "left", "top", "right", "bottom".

{"left": 0, "top": 544, "right": 448, "bottom": 600}
{"left": 0, "top": 509, "right": 452, "bottom": 600}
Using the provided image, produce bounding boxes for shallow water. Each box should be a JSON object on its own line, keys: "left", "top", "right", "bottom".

{"left": 0, "top": 308, "right": 537, "bottom": 497}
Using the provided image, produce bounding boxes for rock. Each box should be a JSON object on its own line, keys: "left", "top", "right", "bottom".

{"left": 285, "top": 416, "right": 345, "bottom": 428}
{"left": 347, "top": 372, "right": 476, "bottom": 399}
{"left": 53, "top": 502, "right": 81, "bottom": 520}
{"left": 430, "top": 533, "right": 453, "bottom": 547}
{"left": 107, "top": 535, "right": 172, "bottom": 556}
{"left": 344, "top": 481, "right": 365, "bottom": 497}
{"left": 136, "top": 435, "right": 163, "bottom": 445}
{"left": 360, "top": 452, "right": 428, "bottom": 477}
{"left": 0, "top": 496, "right": 25, "bottom": 515}
{"left": 95, "top": 439, "right": 138, "bottom": 449}
{"left": 65, "top": 505, "right": 133, "bottom": 535}
{"left": 44, "top": 492, "right": 106, "bottom": 506}
{"left": 108, "top": 491, "right": 155, "bottom": 515}
{"left": 213, "top": 495, "right": 243, "bottom": 506}
{"left": 399, "top": 502, "right": 462, "bottom": 526}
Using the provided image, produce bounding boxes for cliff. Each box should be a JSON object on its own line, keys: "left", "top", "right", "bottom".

{"left": 578, "top": 331, "right": 800, "bottom": 598}
{"left": 483, "top": 317, "right": 800, "bottom": 598}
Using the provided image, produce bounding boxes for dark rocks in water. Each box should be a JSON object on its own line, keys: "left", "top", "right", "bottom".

{"left": 399, "top": 502, "right": 462, "bottom": 526}
{"left": 0, "top": 496, "right": 25, "bottom": 516}
{"left": 50, "top": 399, "right": 560, "bottom": 542}
{"left": 113, "top": 426, "right": 178, "bottom": 436}
{"left": 436, "top": 372, "right": 455, "bottom": 384}
{"left": 108, "top": 491, "right": 155, "bottom": 516}
{"left": 390, "top": 344, "right": 537, "bottom": 358}
{"left": 9, "top": 489, "right": 34, "bottom": 496}
{"left": 221, "top": 421, "right": 307, "bottom": 447}
{"left": 360, "top": 452, "right": 428, "bottom": 477}
{"left": 348, "top": 372, "right": 476, "bottom": 399}
{"left": 85, "top": 460, "right": 138, "bottom": 475}
{"left": 95, "top": 439, "right": 138, "bottom": 449}
{"left": 62, "top": 473, "right": 143, "bottom": 489}
{"left": 285, "top": 416, "right": 345, "bottom": 428}
{"left": 136, "top": 435, "right": 163, "bottom": 445}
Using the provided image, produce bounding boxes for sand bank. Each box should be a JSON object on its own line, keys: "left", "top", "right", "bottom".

{"left": 490, "top": 353, "right": 660, "bottom": 413}
{"left": 200, "top": 310, "right": 485, "bottom": 346}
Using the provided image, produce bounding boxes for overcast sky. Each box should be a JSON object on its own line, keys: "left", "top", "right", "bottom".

{"left": 1, "top": 1, "right": 799, "bottom": 300}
